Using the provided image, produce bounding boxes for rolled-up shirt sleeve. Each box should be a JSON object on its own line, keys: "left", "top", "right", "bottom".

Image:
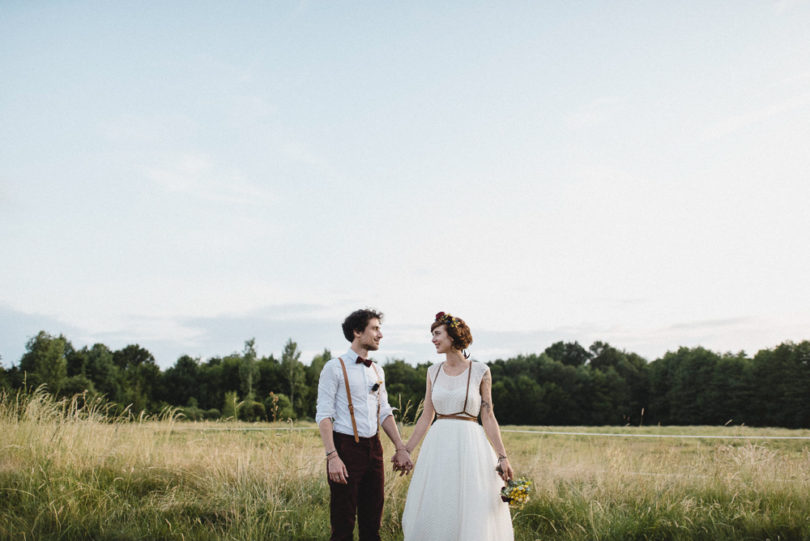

{"left": 315, "top": 361, "right": 338, "bottom": 426}
{"left": 377, "top": 367, "right": 394, "bottom": 424}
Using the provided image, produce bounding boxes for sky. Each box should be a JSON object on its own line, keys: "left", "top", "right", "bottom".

{"left": 2, "top": 1, "right": 809, "bottom": 369}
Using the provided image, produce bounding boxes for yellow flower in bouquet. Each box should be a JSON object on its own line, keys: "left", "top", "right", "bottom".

{"left": 500, "top": 478, "right": 532, "bottom": 508}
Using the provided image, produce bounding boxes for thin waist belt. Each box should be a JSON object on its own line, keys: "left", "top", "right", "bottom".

{"left": 436, "top": 414, "right": 477, "bottom": 422}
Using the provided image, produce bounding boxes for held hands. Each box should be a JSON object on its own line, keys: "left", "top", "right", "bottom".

{"left": 391, "top": 448, "right": 413, "bottom": 476}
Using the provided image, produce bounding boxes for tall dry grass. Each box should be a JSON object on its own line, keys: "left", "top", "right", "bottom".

{"left": 1, "top": 387, "right": 334, "bottom": 539}
{"left": 2, "top": 388, "right": 810, "bottom": 540}
{"left": 503, "top": 427, "right": 810, "bottom": 540}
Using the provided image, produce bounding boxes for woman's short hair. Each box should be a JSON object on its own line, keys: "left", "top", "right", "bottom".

{"left": 342, "top": 308, "right": 384, "bottom": 342}
{"left": 431, "top": 312, "right": 473, "bottom": 350}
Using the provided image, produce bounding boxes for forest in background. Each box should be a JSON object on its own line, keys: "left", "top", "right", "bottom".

{"left": 2, "top": 331, "right": 809, "bottom": 428}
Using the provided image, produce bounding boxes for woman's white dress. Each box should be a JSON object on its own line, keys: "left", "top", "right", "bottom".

{"left": 401, "top": 361, "right": 514, "bottom": 541}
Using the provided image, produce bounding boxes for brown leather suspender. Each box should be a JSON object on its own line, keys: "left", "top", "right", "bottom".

{"left": 338, "top": 356, "right": 382, "bottom": 443}
{"left": 337, "top": 357, "right": 359, "bottom": 442}
{"left": 371, "top": 364, "right": 382, "bottom": 427}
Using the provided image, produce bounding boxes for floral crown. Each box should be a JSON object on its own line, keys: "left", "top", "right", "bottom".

{"left": 434, "top": 311, "right": 461, "bottom": 328}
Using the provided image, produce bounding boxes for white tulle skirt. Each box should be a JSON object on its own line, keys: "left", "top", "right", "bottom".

{"left": 401, "top": 419, "right": 514, "bottom": 541}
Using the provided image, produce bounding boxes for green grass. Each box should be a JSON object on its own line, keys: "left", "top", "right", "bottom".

{"left": 2, "top": 388, "right": 810, "bottom": 540}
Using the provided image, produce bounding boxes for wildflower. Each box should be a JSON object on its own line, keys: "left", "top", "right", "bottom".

{"left": 500, "top": 478, "right": 532, "bottom": 508}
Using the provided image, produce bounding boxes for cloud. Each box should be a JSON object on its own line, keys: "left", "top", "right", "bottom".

{"left": 0, "top": 304, "right": 81, "bottom": 366}
{"left": 701, "top": 92, "right": 810, "bottom": 141}
{"left": 74, "top": 306, "right": 563, "bottom": 368}
{"left": 774, "top": 0, "right": 808, "bottom": 14}
{"left": 0, "top": 302, "right": 341, "bottom": 369}
{"left": 564, "top": 97, "right": 622, "bottom": 130}
{"left": 3, "top": 300, "right": 800, "bottom": 372}
{"left": 100, "top": 113, "right": 198, "bottom": 144}
{"left": 121, "top": 304, "right": 346, "bottom": 366}
{"left": 229, "top": 95, "right": 276, "bottom": 123}
{"left": 281, "top": 141, "right": 333, "bottom": 171}
{"left": 146, "top": 153, "right": 275, "bottom": 206}
{"left": 666, "top": 317, "right": 752, "bottom": 331}
{"left": 587, "top": 317, "right": 784, "bottom": 359}
{"left": 0, "top": 178, "right": 10, "bottom": 210}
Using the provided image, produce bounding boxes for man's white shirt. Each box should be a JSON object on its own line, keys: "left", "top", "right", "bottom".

{"left": 315, "top": 349, "right": 394, "bottom": 438}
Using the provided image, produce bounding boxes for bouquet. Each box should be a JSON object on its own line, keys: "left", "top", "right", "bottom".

{"left": 500, "top": 478, "right": 532, "bottom": 508}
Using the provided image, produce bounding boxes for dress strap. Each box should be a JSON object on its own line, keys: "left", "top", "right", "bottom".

{"left": 459, "top": 361, "right": 472, "bottom": 415}
{"left": 430, "top": 362, "right": 442, "bottom": 413}
{"left": 431, "top": 362, "right": 444, "bottom": 387}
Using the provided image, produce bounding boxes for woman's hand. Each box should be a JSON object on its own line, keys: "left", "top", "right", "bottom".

{"left": 496, "top": 457, "right": 513, "bottom": 482}
{"left": 391, "top": 448, "right": 413, "bottom": 476}
{"left": 327, "top": 455, "right": 349, "bottom": 484}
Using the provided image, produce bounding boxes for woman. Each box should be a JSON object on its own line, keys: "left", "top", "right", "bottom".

{"left": 399, "top": 312, "right": 514, "bottom": 541}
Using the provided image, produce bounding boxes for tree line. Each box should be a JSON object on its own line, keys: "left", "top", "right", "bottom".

{"left": 1, "top": 331, "right": 809, "bottom": 428}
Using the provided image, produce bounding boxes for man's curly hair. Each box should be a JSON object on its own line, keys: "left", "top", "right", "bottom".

{"left": 342, "top": 308, "right": 384, "bottom": 342}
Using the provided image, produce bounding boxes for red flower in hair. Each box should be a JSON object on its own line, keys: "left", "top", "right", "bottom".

{"left": 435, "top": 312, "right": 459, "bottom": 328}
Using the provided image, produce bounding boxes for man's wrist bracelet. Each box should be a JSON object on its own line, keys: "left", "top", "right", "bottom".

{"left": 326, "top": 450, "right": 337, "bottom": 458}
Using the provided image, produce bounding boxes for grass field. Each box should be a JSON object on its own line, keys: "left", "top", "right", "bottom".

{"left": 2, "top": 388, "right": 810, "bottom": 540}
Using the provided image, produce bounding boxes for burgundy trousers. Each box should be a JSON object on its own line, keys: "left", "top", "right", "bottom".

{"left": 328, "top": 431, "right": 384, "bottom": 541}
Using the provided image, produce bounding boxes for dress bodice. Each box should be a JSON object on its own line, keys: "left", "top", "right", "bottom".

{"left": 429, "top": 361, "right": 488, "bottom": 416}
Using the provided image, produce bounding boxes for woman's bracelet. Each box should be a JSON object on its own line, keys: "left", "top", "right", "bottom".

{"left": 396, "top": 447, "right": 409, "bottom": 454}
{"left": 497, "top": 454, "right": 507, "bottom": 461}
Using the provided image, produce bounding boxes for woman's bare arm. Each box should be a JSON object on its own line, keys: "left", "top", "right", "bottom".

{"left": 479, "top": 366, "right": 513, "bottom": 481}
{"left": 404, "top": 371, "right": 436, "bottom": 453}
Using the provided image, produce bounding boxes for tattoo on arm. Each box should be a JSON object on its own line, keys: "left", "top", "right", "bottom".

{"left": 481, "top": 400, "right": 492, "bottom": 412}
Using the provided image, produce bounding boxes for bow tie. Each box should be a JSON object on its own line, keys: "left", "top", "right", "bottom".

{"left": 356, "top": 357, "right": 372, "bottom": 367}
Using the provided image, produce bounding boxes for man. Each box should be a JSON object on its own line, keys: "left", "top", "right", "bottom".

{"left": 316, "top": 308, "right": 413, "bottom": 541}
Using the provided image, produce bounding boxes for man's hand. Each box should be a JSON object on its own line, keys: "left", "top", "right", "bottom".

{"left": 327, "top": 455, "right": 349, "bottom": 484}
{"left": 391, "top": 448, "right": 413, "bottom": 476}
